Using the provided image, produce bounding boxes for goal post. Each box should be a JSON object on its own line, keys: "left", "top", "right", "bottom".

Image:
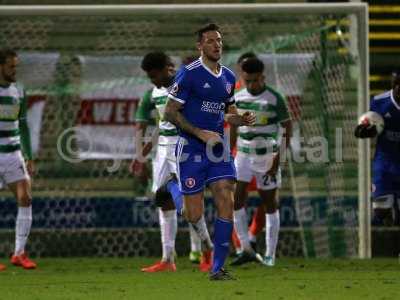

{"left": 0, "top": 3, "right": 370, "bottom": 258}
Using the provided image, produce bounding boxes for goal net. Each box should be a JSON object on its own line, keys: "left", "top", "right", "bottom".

{"left": 0, "top": 4, "right": 369, "bottom": 258}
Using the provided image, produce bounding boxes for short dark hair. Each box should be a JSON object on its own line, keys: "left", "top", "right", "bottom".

{"left": 241, "top": 57, "right": 264, "bottom": 74}
{"left": 0, "top": 48, "right": 17, "bottom": 65}
{"left": 196, "top": 23, "right": 221, "bottom": 42}
{"left": 237, "top": 52, "right": 257, "bottom": 65}
{"left": 141, "top": 52, "right": 172, "bottom": 72}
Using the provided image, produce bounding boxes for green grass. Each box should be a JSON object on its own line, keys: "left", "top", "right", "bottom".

{"left": 1, "top": 257, "right": 399, "bottom": 300}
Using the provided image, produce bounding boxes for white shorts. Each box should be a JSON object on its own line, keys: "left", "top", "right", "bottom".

{"left": 235, "top": 151, "right": 281, "bottom": 191}
{"left": 151, "top": 144, "right": 177, "bottom": 193}
{"left": 0, "top": 151, "right": 29, "bottom": 186}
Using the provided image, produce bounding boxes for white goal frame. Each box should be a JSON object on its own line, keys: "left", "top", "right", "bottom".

{"left": 0, "top": 3, "right": 370, "bottom": 258}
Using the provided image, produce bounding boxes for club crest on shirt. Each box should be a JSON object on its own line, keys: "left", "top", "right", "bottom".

{"left": 185, "top": 177, "right": 196, "bottom": 188}
{"left": 170, "top": 82, "right": 179, "bottom": 96}
{"left": 225, "top": 83, "right": 232, "bottom": 95}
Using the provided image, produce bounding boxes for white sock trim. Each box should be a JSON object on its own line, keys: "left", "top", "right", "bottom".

{"left": 159, "top": 209, "right": 177, "bottom": 262}
{"left": 190, "top": 215, "right": 213, "bottom": 250}
{"left": 265, "top": 211, "right": 280, "bottom": 258}
{"left": 189, "top": 223, "right": 202, "bottom": 252}
{"left": 234, "top": 207, "right": 251, "bottom": 251}
{"left": 15, "top": 206, "right": 32, "bottom": 256}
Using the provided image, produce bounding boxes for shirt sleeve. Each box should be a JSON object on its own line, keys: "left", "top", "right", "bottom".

{"left": 18, "top": 91, "right": 33, "bottom": 160}
{"left": 225, "top": 72, "right": 236, "bottom": 106}
{"left": 226, "top": 83, "right": 235, "bottom": 106}
{"left": 135, "top": 89, "right": 155, "bottom": 123}
{"left": 276, "top": 93, "right": 290, "bottom": 123}
{"left": 168, "top": 68, "right": 191, "bottom": 104}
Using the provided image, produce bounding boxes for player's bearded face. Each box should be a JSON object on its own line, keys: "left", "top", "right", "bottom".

{"left": 199, "top": 31, "right": 222, "bottom": 62}
{"left": 0, "top": 56, "right": 18, "bottom": 83}
{"left": 243, "top": 72, "right": 265, "bottom": 95}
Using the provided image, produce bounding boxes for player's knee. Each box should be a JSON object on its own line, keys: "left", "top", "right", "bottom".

{"left": 18, "top": 193, "right": 32, "bottom": 206}
{"left": 154, "top": 184, "right": 172, "bottom": 208}
{"left": 184, "top": 209, "right": 202, "bottom": 223}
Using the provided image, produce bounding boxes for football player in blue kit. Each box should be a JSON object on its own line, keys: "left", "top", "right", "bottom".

{"left": 355, "top": 70, "right": 400, "bottom": 225}
{"left": 165, "top": 24, "right": 255, "bottom": 280}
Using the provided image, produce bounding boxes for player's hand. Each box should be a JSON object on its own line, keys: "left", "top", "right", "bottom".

{"left": 197, "top": 129, "right": 223, "bottom": 146}
{"left": 241, "top": 111, "right": 256, "bottom": 126}
{"left": 266, "top": 153, "right": 280, "bottom": 176}
{"left": 142, "top": 142, "right": 153, "bottom": 158}
{"left": 130, "top": 159, "right": 146, "bottom": 177}
{"left": 26, "top": 160, "right": 36, "bottom": 177}
{"left": 354, "top": 124, "right": 377, "bottom": 139}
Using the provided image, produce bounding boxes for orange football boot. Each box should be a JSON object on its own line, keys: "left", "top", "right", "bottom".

{"left": 0, "top": 263, "right": 6, "bottom": 271}
{"left": 199, "top": 250, "right": 212, "bottom": 272}
{"left": 141, "top": 261, "right": 176, "bottom": 273}
{"left": 10, "top": 253, "right": 37, "bottom": 269}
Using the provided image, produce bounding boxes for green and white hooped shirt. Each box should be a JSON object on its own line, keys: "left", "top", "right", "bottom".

{"left": 0, "top": 83, "right": 32, "bottom": 159}
{"left": 135, "top": 86, "right": 178, "bottom": 145}
{"left": 235, "top": 86, "right": 290, "bottom": 156}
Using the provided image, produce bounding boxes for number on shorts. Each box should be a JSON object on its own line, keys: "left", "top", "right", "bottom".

{"left": 262, "top": 174, "right": 276, "bottom": 186}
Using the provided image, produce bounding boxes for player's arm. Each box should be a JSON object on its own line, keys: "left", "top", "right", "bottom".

{"left": 165, "top": 68, "right": 221, "bottom": 144}
{"left": 224, "top": 104, "right": 256, "bottom": 126}
{"left": 164, "top": 98, "right": 220, "bottom": 143}
{"left": 355, "top": 98, "right": 379, "bottom": 139}
{"left": 354, "top": 123, "right": 377, "bottom": 139}
{"left": 18, "top": 93, "right": 34, "bottom": 176}
{"left": 131, "top": 90, "right": 155, "bottom": 176}
{"left": 267, "top": 93, "right": 292, "bottom": 176}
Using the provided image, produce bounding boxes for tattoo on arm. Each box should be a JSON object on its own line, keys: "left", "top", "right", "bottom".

{"left": 165, "top": 98, "right": 200, "bottom": 137}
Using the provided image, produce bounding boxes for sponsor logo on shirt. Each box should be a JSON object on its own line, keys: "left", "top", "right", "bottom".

{"left": 203, "top": 82, "right": 211, "bottom": 89}
{"left": 201, "top": 101, "right": 225, "bottom": 114}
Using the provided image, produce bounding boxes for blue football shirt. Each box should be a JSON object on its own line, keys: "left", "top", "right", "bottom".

{"left": 370, "top": 90, "right": 400, "bottom": 165}
{"left": 168, "top": 57, "right": 236, "bottom": 150}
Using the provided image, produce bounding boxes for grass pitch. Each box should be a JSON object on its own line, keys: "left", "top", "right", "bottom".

{"left": 1, "top": 257, "right": 399, "bottom": 300}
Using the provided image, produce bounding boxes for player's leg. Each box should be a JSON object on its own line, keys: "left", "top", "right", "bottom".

{"left": 141, "top": 148, "right": 177, "bottom": 272}
{"left": 233, "top": 181, "right": 251, "bottom": 251}
{"left": 232, "top": 152, "right": 252, "bottom": 253}
{"left": 247, "top": 177, "right": 265, "bottom": 249}
{"left": 209, "top": 179, "right": 235, "bottom": 279}
{"left": 230, "top": 180, "right": 261, "bottom": 265}
{"left": 189, "top": 224, "right": 202, "bottom": 263}
{"left": 230, "top": 153, "right": 261, "bottom": 265}
{"left": 167, "top": 153, "right": 202, "bottom": 262}
{"left": 8, "top": 180, "right": 36, "bottom": 269}
{"left": 231, "top": 229, "right": 242, "bottom": 255}
{"left": 248, "top": 205, "right": 266, "bottom": 248}
{"left": 183, "top": 192, "right": 213, "bottom": 250}
{"left": 183, "top": 191, "right": 214, "bottom": 272}
{"left": 163, "top": 175, "right": 205, "bottom": 265}
{"left": 256, "top": 170, "right": 281, "bottom": 267}
{"left": 371, "top": 165, "right": 396, "bottom": 226}
{"left": 5, "top": 152, "right": 36, "bottom": 269}
{"left": 177, "top": 148, "right": 213, "bottom": 272}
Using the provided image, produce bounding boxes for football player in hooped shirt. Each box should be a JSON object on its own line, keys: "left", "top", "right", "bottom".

{"left": 355, "top": 70, "right": 400, "bottom": 225}
{"left": 165, "top": 23, "right": 255, "bottom": 280}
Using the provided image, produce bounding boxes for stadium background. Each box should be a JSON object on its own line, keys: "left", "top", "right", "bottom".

{"left": 0, "top": 0, "right": 399, "bottom": 260}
